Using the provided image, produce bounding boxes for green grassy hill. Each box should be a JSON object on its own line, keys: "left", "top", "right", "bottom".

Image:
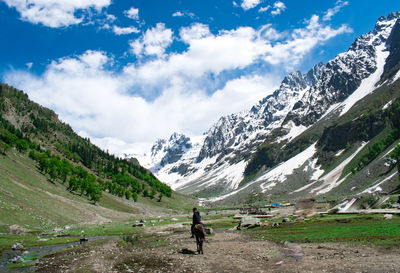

{"left": 0, "top": 83, "right": 196, "bottom": 232}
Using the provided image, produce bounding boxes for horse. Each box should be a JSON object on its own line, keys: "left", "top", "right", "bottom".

{"left": 193, "top": 224, "right": 205, "bottom": 254}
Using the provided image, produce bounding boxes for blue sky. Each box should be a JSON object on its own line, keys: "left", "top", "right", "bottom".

{"left": 0, "top": 0, "right": 398, "bottom": 155}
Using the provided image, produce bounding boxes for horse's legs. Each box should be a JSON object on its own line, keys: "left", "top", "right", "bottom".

{"left": 199, "top": 240, "right": 203, "bottom": 254}
{"left": 196, "top": 236, "right": 200, "bottom": 253}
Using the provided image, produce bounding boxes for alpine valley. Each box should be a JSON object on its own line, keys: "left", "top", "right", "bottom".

{"left": 136, "top": 12, "right": 400, "bottom": 206}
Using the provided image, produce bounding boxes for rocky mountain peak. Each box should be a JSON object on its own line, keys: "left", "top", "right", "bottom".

{"left": 169, "top": 132, "right": 191, "bottom": 146}
{"left": 151, "top": 139, "right": 167, "bottom": 156}
{"left": 305, "top": 62, "right": 325, "bottom": 85}
{"left": 281, "top": 71, "right": 307, "bottom": 89}
{"left": 387, "top": 11, "right": 400, "bottom": 21}
{"left": 374, "top": 12, "right": 400, "bottom": 37}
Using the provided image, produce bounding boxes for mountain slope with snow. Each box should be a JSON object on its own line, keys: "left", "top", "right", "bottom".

{"left": 135, "top": 12, "right": 400, "bottom": 204}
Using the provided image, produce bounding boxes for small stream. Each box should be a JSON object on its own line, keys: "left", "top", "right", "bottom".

{"left": 0, "top": 236, "right": 114, "bottom": 273}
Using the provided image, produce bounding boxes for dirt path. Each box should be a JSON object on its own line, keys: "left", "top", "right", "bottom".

{"left": 35, "top": 227, "right": 400, "bottom": 273}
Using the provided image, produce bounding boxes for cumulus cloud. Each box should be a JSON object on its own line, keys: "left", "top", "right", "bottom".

{"left": 270, "top": 1, "right": 286, "bottom": 16}
{"left": 4, "top": 14, "right": 352, "bottom": 155}
{"left": 179, "top": 23, "right": 211, "bottom": 43}
{"left": 263, "top": 15, "right": 352, "bottom": 68}
{"left": 1, "top": 0, "right": 110, "bottom": 27}
{"left": 4, "top": 50, "right": 278, "bottom": 155}
{"left": 126, "top": 18, "right": 350, "bottom": 86}
{"left": 241, "top": 0, "right": 262, "bottom": 11}
{"left": 124, "top": 7, "right": 139, "bottom": 20}
{"left": 130, "top": 23, "right": 173, "bottom": 57}
{"left": 112, "top": 25, "right": 140, "bottom": 35}
{"left": 123, "top": 25, "right": 271, "bottom": 92}
{"left": 258, "top": 6, "right": 271, "bottom": 13}
{"left": 323, "top": 0, "right": 349, "bottom": 21}
{"left": 258, "top": 24, "right": 282, "bottom": 40}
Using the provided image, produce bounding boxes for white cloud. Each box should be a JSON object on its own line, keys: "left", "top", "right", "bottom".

{"left": 1, "top": 0, "right": 110, "bottom": 28}
{"left": 4, "top": 50, "right": 278, "bottom": 155}
{"left": 270, "top": 1, "right": 286, "bottom": 16}
{"left": 3, "top": 15, "right": 353, "bottom": 155}
{"left": 130, "top": 23, "right": 173, "bottom": 57}
{"left": 127, "top": 18, "right": 350, "bottom": 86}
{"left": 124, "top": 25, "right": 269, "bottom": 90}
{"left": 106, "top": 14, "right": 117, "bottom": 22}
{"left": 172, "top": 10, "right": 195, "bottom": 18}
{"left": 323, "top": 0, "right": 349, "bottom": 21}
{"left": 258, "top": 24, "right": 282, "bottom": 40}
{"left": 241, "top": 0, "right": 262, "bottom": 11}
{"left": 172, "top": 11, "right": 184, "bottom": 17}
{"left": 112, "top": 25, "right": 140, "bottom": 35}
{"left": 179, "top": 23, "right": 211, "bottom": 43}
{"left": 258, "top": 6, "right": 271, "bottom": 13}
{"left": 124, "top": 7, "right": 139, "bottom": 20}
{"left": 262, "top": 15, "right": 352, "bottom": 68}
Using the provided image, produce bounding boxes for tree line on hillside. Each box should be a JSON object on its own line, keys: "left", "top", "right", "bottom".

{"left": 0, "top": 83, "right": 172, "bottom": 203}
{"left": 351, "top": 100, "right": 400, "bottom": 174}
{"left": 392, "top": 145, "right": 400, "bottom": 174}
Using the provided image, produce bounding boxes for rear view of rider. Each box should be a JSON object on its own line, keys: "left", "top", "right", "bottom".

{"left": 191, "top": 207, "right": 205, "bottom": 238}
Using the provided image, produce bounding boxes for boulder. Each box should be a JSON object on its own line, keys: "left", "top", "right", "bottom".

{"left": 11, "top": 242, "right": 25, "bottom": 251}
{"left": 10, "top": 256, "right": 24, "bottom": 263}
{"left": 53, "top": 227, "right": 63, "bottom": 233}
{"left": 384, "top": 214, "right": 393, "bottom": 220}
{"left": 205, "top": 227, "right": 214, "bottom": 235}
{"left": 9, "top": 225, "right": 27, "bottom": 235}
{"left": 237, "top": 216, "right": 260, "bottom": 230}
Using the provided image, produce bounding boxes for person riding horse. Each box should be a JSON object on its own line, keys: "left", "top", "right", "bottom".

{"left": 191, "top": 207, "right": 205, "bottom": 238}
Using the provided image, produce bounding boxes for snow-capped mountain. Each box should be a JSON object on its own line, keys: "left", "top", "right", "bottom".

{"left": 136, "top": 12, "right": 400, "bottom": 203}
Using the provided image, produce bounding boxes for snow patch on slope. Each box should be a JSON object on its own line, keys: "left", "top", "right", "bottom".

{"left": 171, "top": 157, "right": 247, "bottom": 193}
{"left": 277, "top": 121, "right": 308, "bottom": 143}
{"left": 258, "top": 143, "right": 318, "bottom": 192}
{"left": 339, "top": 44, "right": 389, "bottom": 116}
{"left": 207, "top": 143, "right": 319, "bottom": 202}
{"left": 360, "top": 171, "right": 398, "bottom": 194}
{"left": 382, "top": 100, "right": 393, "bottom": 110}
{"left": 392, "top": 69, "right": 400, "bottom": 83}
{"left": 310, "top": 142, "right": 368, "bottom": 195}
{"left": 335, "top": 149, "right": 345, "bottom": 157}
{"left": 339, "top": 198, "right": 357, "bottom": 212}
{"left": 291, "top": 160, "right": 324, "bottom": 194}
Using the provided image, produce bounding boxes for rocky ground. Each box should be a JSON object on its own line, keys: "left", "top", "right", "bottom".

{"left": 34, "top": 224, "right": 400, "bottom": 273}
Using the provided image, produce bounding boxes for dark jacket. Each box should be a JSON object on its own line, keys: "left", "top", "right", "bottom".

{"left": 192, "top": 211, "right": 201, "bottom": 224}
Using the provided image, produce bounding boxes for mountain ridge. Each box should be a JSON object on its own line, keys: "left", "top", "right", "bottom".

{"left": 136, "top": 12, "right": 400, "bottom": 204}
